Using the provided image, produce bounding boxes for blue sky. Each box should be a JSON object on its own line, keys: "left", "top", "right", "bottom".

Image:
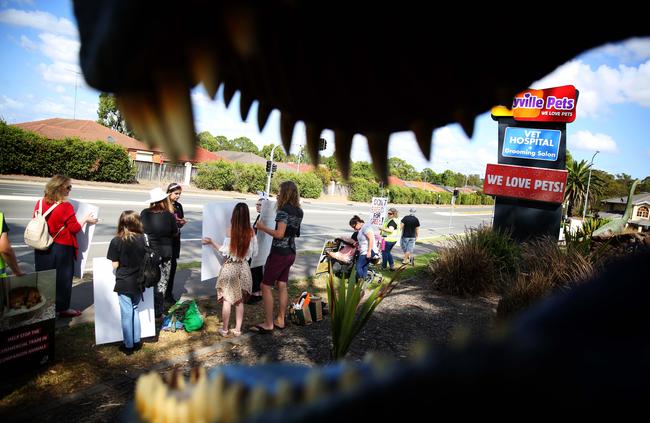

{"left": 1, "top": 1, "right": 649, "bottom": 179}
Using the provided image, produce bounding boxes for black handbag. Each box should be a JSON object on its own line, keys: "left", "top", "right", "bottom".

{"left": 137, "top": 234, "right": 162, "bottom": 290}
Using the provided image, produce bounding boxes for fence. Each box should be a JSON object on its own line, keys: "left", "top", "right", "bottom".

{"left": 134, "top": 161, "right": 197, "bottom": 184}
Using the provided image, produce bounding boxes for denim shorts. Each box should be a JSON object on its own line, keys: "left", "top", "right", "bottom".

{"left": 401, "top": 237, "right": 416, "bottom": 253}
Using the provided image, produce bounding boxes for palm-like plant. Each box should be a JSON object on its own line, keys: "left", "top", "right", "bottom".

{"left": 565, "top": 160, "right": 591, "bottom": 216}
{"left": 327, "top": 264, "right": 404, "bottom": 360}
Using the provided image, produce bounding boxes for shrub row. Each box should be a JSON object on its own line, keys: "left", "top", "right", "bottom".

{"left": 194, "top": 161, "right": 324, "bottom": 198}
{"left": 0, "top": 121, "right": 136, "bottom": 183}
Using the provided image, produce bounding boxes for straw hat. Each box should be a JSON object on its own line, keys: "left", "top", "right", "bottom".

{"left": 146, "top": 187, "right": 168, "bottom": 203}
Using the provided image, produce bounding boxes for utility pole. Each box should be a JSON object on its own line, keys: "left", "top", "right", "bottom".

{"left": 582, "top": 150, "right": 600, "bottom": 220}
{"left": 265, "top": 144, "right": 279, "bottom": 195}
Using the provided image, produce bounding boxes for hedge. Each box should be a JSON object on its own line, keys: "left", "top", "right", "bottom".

{"left": 0, "top": 121, "right": 136, "bottom": 183}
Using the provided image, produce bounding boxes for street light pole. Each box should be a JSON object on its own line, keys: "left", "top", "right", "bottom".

{"left": 265, "top": 144, "right": 279, "bottom": 196}
{"left": 582, "top": 150, "right": 600, "bottom": 220}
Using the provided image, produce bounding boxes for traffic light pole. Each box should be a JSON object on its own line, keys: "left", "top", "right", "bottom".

{"left": 266, "top": 144, "right": 279, "bottom": 196}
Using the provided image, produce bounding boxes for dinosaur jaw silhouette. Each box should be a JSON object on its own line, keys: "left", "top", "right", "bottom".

{"left": 73, "top": 1, "right": 647, "bottom": 181}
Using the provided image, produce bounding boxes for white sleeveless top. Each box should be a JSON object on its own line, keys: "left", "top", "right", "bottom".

{"left": 218, "top": 235, "right": 258, "bottom": 262}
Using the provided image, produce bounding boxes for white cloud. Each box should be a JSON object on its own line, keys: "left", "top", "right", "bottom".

{"left": 0, "top": 8, "right": 76, "bottom": 36}
{"left": 54, "top": 85, "right": 65, "bottom": 93}
{"left": 0, "top": 94, "right": 24, "bottom": 110}
{"left": 33, "top": 98, "right": 69, "bottom": 116}
{"left": 38, "top": 61, "right": 80, "bottom": 84}
{"left": 570, "top": 130, "right": 618, "bottom": 153}
{"left": 19, "top": 34, "right": 35, "bottom": 50}
{"left": 533, "top": 59, "right": 650, "bottom": 117}
{"left": 599, "top": 37, "right": 650, "bottom": 63}
{"left": 38, "top": 32, "right": 78, "bottom": 63}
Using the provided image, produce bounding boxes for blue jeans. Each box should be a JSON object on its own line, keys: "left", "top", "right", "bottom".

{"left": 119, "top": 293, "right": 141, "bottom": 348}
{"left": 356, "top": 254, "right": 371, "bottom": 280}
{"left": 382, "top": 241, "right": 396, "bottom": 269}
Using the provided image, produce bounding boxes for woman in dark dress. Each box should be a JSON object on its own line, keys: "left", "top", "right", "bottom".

{"left": 165, "top": 182, "right": 186, "bottom": 303}
{"left": 140, "top": 188, "right": 178, "bottom": 318}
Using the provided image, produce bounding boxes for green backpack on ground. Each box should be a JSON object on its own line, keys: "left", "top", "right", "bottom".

{"left": 167, "top": 299, "right": 204, "bottom": 332}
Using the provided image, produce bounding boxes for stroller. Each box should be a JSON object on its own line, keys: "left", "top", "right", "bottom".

{"left": 326, "top": 234, "right": 383, "bottom": 285}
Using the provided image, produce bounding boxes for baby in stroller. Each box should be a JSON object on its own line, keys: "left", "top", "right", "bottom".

{"left": 327, "top": 231, "right": 382, "bottom": 284}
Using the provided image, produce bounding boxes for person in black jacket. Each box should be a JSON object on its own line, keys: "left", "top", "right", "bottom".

{"left": 141, "top": 188, "right": 178, "bottom": 318}
{"left": 107, "top": 210, "right": 146, "bottom": 355}
{"left": 165, "top": 182, "right": 186, "bottom": 303}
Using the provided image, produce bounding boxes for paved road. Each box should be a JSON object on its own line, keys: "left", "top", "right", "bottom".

{"left": 0, "top": 180, "right": 494, "bottom": 272}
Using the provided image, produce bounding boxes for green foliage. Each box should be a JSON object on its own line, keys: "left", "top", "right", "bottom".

{"left": 327, "top": 264, "right": 403, "bottom": 360}
{"left": 261, "top": 144, "right": 286, "bottom": 162}
{"left": 313, "top": 165, "right": 333, "bottom": 186}
{"left": 96, "top": 93, "right": 135, "bottom": 138}
{"left": 271, "top": 171, "right": 323, "bottom": 199}
{"left": 230, "top": 137, "right": 259, "bottom": 155}
{"left": 194, "top": 160, "right": 235, "bottom": 190}
{"left": 351, "top": 161, "right": 377, "bottom": 181}
{"left": 231, "top": 163, "right": 266, "bottom": 193}
{"left": 389, "top": 157, "right": 419, "bottom": 180}
{"left": 0, "top": 122, "right": 135, "bottom": 183}
{"left": 428, "top": 225, "right": 520, "bottom": 296}
{"left": 347, "top": 177, "right": 380, "bottom": 202}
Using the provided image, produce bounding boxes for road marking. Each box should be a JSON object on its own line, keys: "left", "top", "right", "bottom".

{"left": 433, "top": 211, "right": 493, "bottom": 217}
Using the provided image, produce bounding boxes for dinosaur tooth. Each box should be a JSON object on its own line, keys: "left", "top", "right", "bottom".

{"left": 339, "top": 365, "right": 361, "bottom": 393}
{"left": 305, "top": 123, "right": 323, "bottom": 165}
{"left": 206, "top": 373, "right": 225, "bottom": 422}
{"left": 454, "top": 110, "right": 475, "bottom": 139}
{"left": 239, "top": 91, "right": 254, "bottom": 121}
{"left": 190, "top": 49, "right": 221, "bottom": 98}
{"left": 223, "top": 82, "right": 236, "bottom": 108}
{"left": 223, "top": 383, "right": 244, "bottom": 423}
{"left": 274, "top": 379, "right": 293, "bottom": 409}
{"left": 158, "top": 80, "right": 196, "bottom": 159}
{"left": 366, "top": 132, "right": 390, "bottom": 184}
{"left": 116, "top": 93, "right": 155, "bottom": 149}
{"left": 247, "top": 385, "right": 268, "bottom": 417}
{"left": 334, "top": 130, "right": 354, "bottom": 180}
{"left": 304, "top": 369, "right": 326, "bottom": 402}
{"left": 257, "top": 101, "right": 273, "bottom": 132}
{"left": 410, "top": 122, "right": 433, "bottom": 159}
{"left": 189, "top": 371, "right": 209, "bottom": 422}
{"left": 280, "top": 112, "right": 296, "bottom": 155}
{"left": 175, "top": 400, "right": 190, "bottom": 423}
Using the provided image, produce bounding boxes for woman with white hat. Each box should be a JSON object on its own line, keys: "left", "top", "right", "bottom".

{"left": 140, "top": 187, "right": 178, "bottom": 318}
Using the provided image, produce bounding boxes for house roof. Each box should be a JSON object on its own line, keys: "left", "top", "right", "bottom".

{"left": 388, "top": 176, "right": 407, "bottom": 187}
{"left": 214, "top": 150, "right": 313, "bottom": 172}
{"left": 12, "top": 118, "right": 223, "bottom": 164}
{"left": 405, "top": 180, "right": 448, "bottom": 193}
{"left": 601, "top": 192, "right": 650, "bottom": 205}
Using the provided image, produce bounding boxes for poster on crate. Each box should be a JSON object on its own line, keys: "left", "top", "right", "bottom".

{"left": 93, "top": 258, "right": 155, "bottom": 345}
{"left": 0, "top": 269, "right": 56, "bottom": 372}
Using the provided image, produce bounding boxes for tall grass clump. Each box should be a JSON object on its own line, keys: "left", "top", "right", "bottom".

{"left": 497, "top": 236, "right": 594, "bottom": 319}
{"left": 428, "top": 225, "right": 520, "bottom": 296}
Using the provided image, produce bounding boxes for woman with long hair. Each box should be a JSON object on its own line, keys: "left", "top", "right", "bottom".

{"left": 165, "top": 182, "right": 186, "bottom": 304}
{"left": 107, "top": 211, "right": 146, "bottom": 355}
{"left": 252, "top": 181, "right": 303, "bottom": 333}
{"left": 349, "top": 214, "right": 380, "bottom": 281}
{"left": 33, "top": 174, "right": 97, "bottom": 318}
{"left": 140, "top": 187, "right": 178, "bottom": 318}
{"left": 202, "top": 203, "right": 258, "bottom": 336}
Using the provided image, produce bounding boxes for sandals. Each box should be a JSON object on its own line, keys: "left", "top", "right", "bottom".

{"left": 249, "top": 324, "right": 273, "bottom": 334}
{"left": 218, "top": 328, "right": 229, "bottom": 336}
{"left": 230, "top": 329, "right": 242, "bottom": 337}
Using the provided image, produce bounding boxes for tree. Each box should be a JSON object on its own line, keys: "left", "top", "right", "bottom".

{"left": 420, "top": 168, "right": 439, "bottom": 184}
{"left": 389, "top": 157, "right": 419, "bottom": 180}
{"left": 467, "top": 174, "right": 482, "bottom": 186}
{"left": 261, "top": 144, "right": 286, "bottom": 162}
{"left": 97, "top": 93, "right": 135, "bottom": 137}
{"left": 565, "top": 160, "right": 591, "bottom": 216}
{"left": 231, "top": 136, "right": 259, "bottom": 154}
{"left": 198, "top": 131, "right": 219, "bottom": 151}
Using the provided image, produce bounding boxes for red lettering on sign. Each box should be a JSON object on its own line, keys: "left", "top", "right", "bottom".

{"left": 483, "top": 164, "right": 568, "bottom": 203}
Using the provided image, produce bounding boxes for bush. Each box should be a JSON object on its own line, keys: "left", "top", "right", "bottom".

{"left": 194, "top": 160, "right": 235, "bottom": 190}
{"left": 271, "top": 171, "right": 323, "bottom": 199}
{"left": 231, "top": 163, "right": 266, "bottom": 193}
{"left": 0, "top": 122, "right": 135, "bottom": 183}
{"left": 496, "top": 237, "right": 594, "bottom": 319}
{"left": 428, "top": 225, "right": 520, "bottom": 296}
{"left": 347, "top": 177, "right": 380, "bottom": 202}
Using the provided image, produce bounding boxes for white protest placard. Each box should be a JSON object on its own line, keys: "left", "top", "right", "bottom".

{"left": 68, "top": 199, "right": 99, "bottom": 278}
{"left": 201, "top": 201, "right": 239, "bottom": 281}
{"left": 93, "top": 257, "right": 155, "bottom": 345}
{"left": 250, "top": 198, "right": 275, "bottom": 269}
{"left": 370, "top": 197, "right": 388, "bottom": 226}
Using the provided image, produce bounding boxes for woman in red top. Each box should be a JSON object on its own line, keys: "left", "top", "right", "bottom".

{"left": 33, "top": 175, "right": 97, "bottom": 318}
